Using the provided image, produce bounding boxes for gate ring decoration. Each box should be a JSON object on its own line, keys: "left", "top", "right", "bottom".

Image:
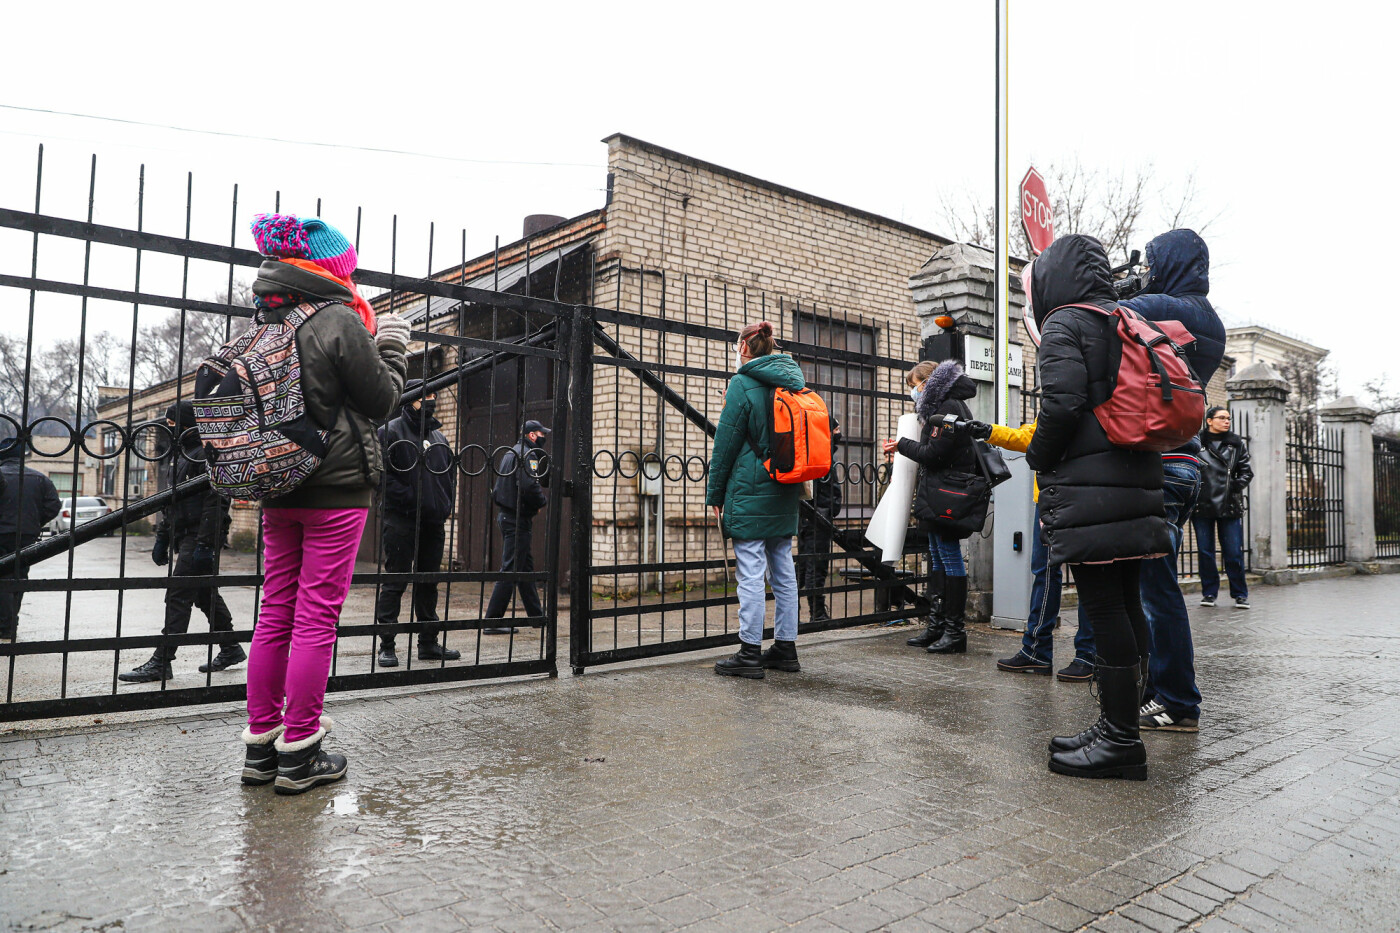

{"left": 615, "top": 450, "right": 641, "bottom": 480}
{"left": 490, "top": 445, "right": 521, "bottom": 477}
{"left": 0, "top": 414, "right": 21, "bottom": 449}
{"left": 23, "top": 417, "right": 77, "bottom": 458}
{"left": 686, "top": 455, "right": 708, "bottom": 482}
{"left": 524, "top": 450, "right": 551, "bottom": 480}
{"left": 592, "top": 449, "right": 618, "bottom": 479}
{"left": 843, "top": 461, "right": 863, "bottom": 485}
{"left": 128, "top": 421, "right": 176, "bottom": 464}
{"left": 639, "top": 451, "right": 663, "bottom": 484}
{"left": 385, "top": 438, "right": 457, "bottom": 477}
{"left": 663, "top": 453, "right": 687, "bottom": 483}
{"left": 457, "top": 443, "right": 489, "bottom": 478}
{"left": 875, "top": 462, "right": 892, "bottom": 485}
{"left": 830, "top": 459, "right": 846, "bottom": 485}
{"left": 79, "top": 420, "right": 128, "bottom": 462}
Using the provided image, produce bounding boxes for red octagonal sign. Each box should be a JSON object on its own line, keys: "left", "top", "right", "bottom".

{"left": 1020, "top": 167, "right": 1053, "bottom": 256}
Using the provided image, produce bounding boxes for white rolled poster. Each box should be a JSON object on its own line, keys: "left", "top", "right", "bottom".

{"left": 865, "top": 412, "right": 920, "bottom": 561}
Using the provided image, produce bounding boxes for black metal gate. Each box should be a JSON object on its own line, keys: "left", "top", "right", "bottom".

{"left": 1376, "top": 438, "right": 1400, "bottom": 561}
{"left": 0, "top": 149, "right": 570, "bottom": 722}
{"left": 566, "top": 270, "right": 929, "bottom": 674}
{"left": 1286, "top": 419, "right": 1346, "bottom": 568}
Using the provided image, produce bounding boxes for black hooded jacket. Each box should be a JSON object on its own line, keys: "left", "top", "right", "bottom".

{"left": 158, "top": 401, "right": 230, "bottom": 547}
{"left": 0, "top": 443, "right": 61, "bottom": 542}
{"left": 378, "top": 402, "right": 456, "bottom": 525}
{"left": 897, "top": 360, "right": 979, "bottom": 535}
{"left": 1024, "top": 234, "right": 1171, "bottom": 566}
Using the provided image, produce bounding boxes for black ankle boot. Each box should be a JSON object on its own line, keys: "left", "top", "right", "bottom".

{"left": 118, "top": 652, "right": 174, "bottom": 684}
{"left": 418, "top": 639, "right": 461, "bottom": 662}
{"left": 907, "top": 571, "right": 945, "bottom": 647}
{"left": 241, "top": 724, "right": 283, "bottom": 786}
{"left": 1050, "top": 657, "right": 1107, "bottom": 752}
{"left": 808, "top": 595, "right": 832, "bottom": 624}
{"left": 274, "top": 719, "right": 347, "bottom": 795}
{"left": 200, "top": 644, "right": 247, "bottom": 674}
{"left": 715, "top": 642, "right": 765, "bottom": 679}
{"left": 760, "top": 639, "right": 801, "bottom": 672}
{"left": 1048, "top": 662, "right": 1147, "bottom": 780}
{"left": 926, "top": 576, "right": 967, "bottom": 654}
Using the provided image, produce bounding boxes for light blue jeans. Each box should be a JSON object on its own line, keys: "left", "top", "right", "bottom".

{"left": 733, "top": 537, "right": 800, "bottom": 645}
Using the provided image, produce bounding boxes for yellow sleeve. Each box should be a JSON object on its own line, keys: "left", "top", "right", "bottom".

{"left": 988, "top": 421, "right": 1036, "bottom": 453}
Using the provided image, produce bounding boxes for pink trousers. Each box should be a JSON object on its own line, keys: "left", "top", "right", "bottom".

{"left": 246, "top": 507, "right": 368, "bottom": 743}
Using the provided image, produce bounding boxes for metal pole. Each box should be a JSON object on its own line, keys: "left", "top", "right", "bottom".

{"left": 567, "top": 305, "right": 595, "bottom": 675}
{"left": 995, "top": 0, "right": 1011, "bottom": 427}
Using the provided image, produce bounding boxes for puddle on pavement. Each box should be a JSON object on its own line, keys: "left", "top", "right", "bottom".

{"left": 330, "top": 790, "right": 359, "bottom": 816}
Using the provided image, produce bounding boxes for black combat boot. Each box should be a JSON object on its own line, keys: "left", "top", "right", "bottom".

{"left": 760, "top": 639, "right": 801, "bottom": 672}
{"left": 118, "top": 650, "right": 174, "bottom": 684}
{"left": 808, "top": 595, "right": 832, "bottom": 624}
{"left": 1049, "top": 657, "right": 1107, "bottom": 752}
{"left": 200, "top": 644, "right": 247, "bottom": 674}
{"left": 241, "top": 723, "right": 284, "bottom": 786}
{"left": 1048, "top": 662, "right": 1147, "bottom": 780}
{"left": 926, "top": 576, "right": 967, "bottom": 654}
{"left": 274, "top": 719, "right": 348, "bottom": 795}
{"left": 418, "top": 638, "right": 461, "bottom": 662}
{"left": 714, "top": 641, "right": 765, "bottom": 679}
{"left": 906, "top": 570, "right": 946, "bottom": 647}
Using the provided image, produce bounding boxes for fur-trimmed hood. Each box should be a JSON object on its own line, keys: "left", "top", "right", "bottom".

{"left": 916, "top": 360, "right": 977, "bottom": 421}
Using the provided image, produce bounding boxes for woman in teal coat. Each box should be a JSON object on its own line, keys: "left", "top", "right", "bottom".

{"left": 707, "top": 321, "right": 806, "bottom": 679}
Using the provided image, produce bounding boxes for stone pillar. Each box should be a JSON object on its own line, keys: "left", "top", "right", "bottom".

{"left": 1320, "top": 396, "right": 1379, "bottom": 563}
{"left": 1227, "top": 362, "right": 1290, "bottom": 572}
{"left": 909, "top": 243, "right": 1027, "bottom": 620}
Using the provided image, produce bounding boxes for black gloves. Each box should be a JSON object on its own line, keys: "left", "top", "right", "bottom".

{"left": 964, "top": 420, "right": 994, "bottom": 441}
{"left": 152, "top": 536, "right": 170, "bottom": 567}
{"left": 190, "top": 545, "right": 216, "bottom": 576}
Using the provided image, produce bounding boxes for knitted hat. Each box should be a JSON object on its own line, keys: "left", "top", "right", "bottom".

{"left": 250, "top": 213, "right": 358, "bottom": 279}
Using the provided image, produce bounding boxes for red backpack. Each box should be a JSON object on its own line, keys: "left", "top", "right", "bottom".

{"left": 1058, "top": 303, "right": 1206, "bottom": 452}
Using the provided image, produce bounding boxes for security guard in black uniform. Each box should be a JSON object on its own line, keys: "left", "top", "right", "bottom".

{"left": 482, "top": 420, "right": 549, "bottom": 634}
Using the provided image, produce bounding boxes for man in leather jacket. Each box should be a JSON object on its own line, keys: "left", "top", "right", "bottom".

{"left": 1192, "top": 407, "right": 1253, "bottom": 609}
{"left": 120, "top": 401, "right": 242, "bottom": 683}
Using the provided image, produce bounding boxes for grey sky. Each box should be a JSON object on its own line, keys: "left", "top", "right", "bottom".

{"left": 1, "top": 1, "right": 1392, "bottom": 397}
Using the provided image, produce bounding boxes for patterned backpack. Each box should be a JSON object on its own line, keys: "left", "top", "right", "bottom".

{"left": 193, "top": 301, "right": 332, "bottom": 500}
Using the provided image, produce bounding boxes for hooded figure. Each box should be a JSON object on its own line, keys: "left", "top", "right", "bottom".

{"left": 899, "top": 359, "right": 980, "bottom": 523}
{"left": 1121, "top": 229, "right": 1224, "bottom": 384}
{"left": 1024, "top": 234, "right": 1173, "bottom": 568}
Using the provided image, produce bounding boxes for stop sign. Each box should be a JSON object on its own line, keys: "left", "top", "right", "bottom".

{"left": 1020, "top": 167, "right": 1053, "bottom": 256}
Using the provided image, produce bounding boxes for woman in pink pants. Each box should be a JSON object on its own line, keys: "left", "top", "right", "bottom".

{"left": 237, "top": 213, "right": 408, "bottom": 795}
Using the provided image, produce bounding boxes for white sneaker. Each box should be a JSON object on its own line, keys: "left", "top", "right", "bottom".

{"left": 1199, "top": 596, "right": 1216, "bottom": 607}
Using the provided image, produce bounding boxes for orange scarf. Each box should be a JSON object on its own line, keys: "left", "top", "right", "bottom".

{"left": 279, "top": 258, "right": 376, "bottom": 335}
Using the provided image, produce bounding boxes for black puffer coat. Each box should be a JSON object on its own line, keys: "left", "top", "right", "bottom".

{"left": 1024, "top": 235, "right": 1171, "bottom": 566}
{"left": 897, "top": 360, "right": 979, "bottom": 537}
{"left": 1195, "top": 430, "right": 1252, "bottom": 519}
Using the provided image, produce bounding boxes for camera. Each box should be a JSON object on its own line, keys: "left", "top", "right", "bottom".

{"left": 1111, "top": 249, "right": 1148, "bottom": 299}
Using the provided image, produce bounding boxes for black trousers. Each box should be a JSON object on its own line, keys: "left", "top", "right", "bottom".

{"left": 0, "top": 536, "right": 36, "bottom": 638}
{"left": 1070, "top": 559, "right": 1148, "bottom": 668}
{"left": 796, "top": 520, "right": 834, "bottom": 597}
{"left": 161, "top": 531, "right": 235, "bottom": 659}
{"left": 375, "top": 517, "right": 446, "bottom": 648}
{"left": 485, "top": 511, "right": 542, "bottom": 619}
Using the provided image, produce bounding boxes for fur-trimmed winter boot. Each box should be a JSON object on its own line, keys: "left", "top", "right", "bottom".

{"left": 274, "top": 717, "right": 347, "bottom": 795}
{"left": 241, "top": 723, "right": 285, "bottom": 786}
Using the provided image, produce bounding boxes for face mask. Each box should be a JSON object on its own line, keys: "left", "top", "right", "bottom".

{"left": 735, "top": 346, "right": 745, "bottom": 370}
{"left": 420, "top": 399, "right": 436, "bottom": 418}
{"left": 910, "top": 388, "right": 923, "bottom": 403}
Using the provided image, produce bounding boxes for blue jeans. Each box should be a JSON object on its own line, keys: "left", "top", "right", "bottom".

{"left": 1192, "top": 516, "right": 1248, "bottom": 601}
{"left": 1141, "top": 460, "right": 1202, "bottom": 720}
{"left": 1022, "top": 503, "right": 1095, "bottom": 665}
{"left": 733, "top": 537, "right": 800, "bottom": 645}
{"left": 927, "top": 532, "right": 966, "bottom": 577}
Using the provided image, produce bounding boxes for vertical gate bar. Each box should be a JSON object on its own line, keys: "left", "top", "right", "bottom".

{"left": 542, "top": 312, "right": 570, "bottom": 677}
{"left": 111, "top": 164, "right": 146, "bottom": 694}
{"left": 380, "top": 214, "right": 399, "bottom": 669}
{"left": 445, "top": 227, "right": 466, "bottom": 662}
{"left": 415, "top": 221, "right": 434, "bottom": 666}
{"left": 57, "top": 154, "right": 98, "bottom": 704}
{"left": 6, "top": 145, "right": 42, "bottom": 704}
{"left": 568, "top": 304, "right": 595, "bottom": 675}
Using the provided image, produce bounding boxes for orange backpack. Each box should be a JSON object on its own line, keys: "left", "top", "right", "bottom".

{"left": 747, "top": 387, "right": 834, "bottom": 484}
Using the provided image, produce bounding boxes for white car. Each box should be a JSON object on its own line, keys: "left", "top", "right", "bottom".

{"left": 46, "top": 496, "right": 114, "bottom": 535}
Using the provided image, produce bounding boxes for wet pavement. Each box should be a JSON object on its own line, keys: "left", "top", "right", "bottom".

{"left": 3, "top": 571, "right": 1399, "bottom": 932}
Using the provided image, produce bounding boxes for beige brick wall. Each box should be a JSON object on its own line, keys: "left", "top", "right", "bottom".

{"left": 586, "top": 136, "right": 949, "bottom": 581}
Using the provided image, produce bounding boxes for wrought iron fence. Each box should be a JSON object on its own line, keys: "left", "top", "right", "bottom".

{"left": 1286, "top": 418, "right": 1346, "bottom": 568}
{"left": 568, "top": 264, "right": 928, "bottom": 673}
{"left": 0, "top": 147, "right": 571, "bottom": 721}
{"left": 1377, "top": 438, "right": 1400, "bottom": 560}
